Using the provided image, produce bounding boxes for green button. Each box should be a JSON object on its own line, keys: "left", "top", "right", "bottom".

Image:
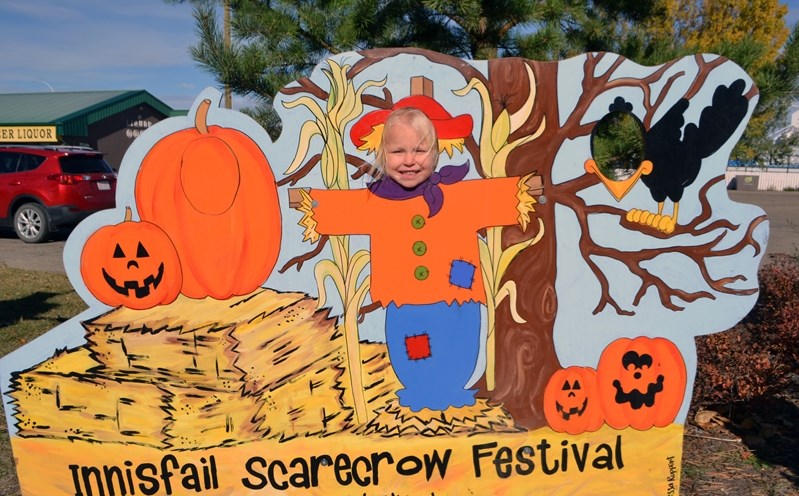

{"left": 414, "top": 266, "right": 429, "bottom": 280}
{"left": 411, "top": 215, "right": 426, "bottom": 229}
{"left": 412, "top": 241, "right": 427, "bottom": 256}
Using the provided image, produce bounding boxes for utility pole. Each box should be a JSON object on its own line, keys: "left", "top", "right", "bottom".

{"left": 224, "top": 0, "right": 232, "bottom": 109}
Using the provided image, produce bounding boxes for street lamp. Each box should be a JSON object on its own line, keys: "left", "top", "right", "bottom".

{"left": 35, "top": 80, "right": 55, "bottom": 92}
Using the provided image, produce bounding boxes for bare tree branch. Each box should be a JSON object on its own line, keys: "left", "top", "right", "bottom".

{"left": 280, "top": 77, "right": 328, "bottom": 100}
{"left": 278, "top": 235, "right": 329, "bottom": 273}
{"left": 277, "top": 154, "right": 321, "bottom": 187}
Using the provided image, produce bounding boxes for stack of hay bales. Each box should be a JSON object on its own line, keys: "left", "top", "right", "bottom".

{"left": 10, "top": 288, "right": 399, "bottom": 449}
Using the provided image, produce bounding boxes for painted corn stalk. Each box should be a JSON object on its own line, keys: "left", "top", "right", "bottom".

{"left": 454, "top": 65, "right": 547, "bottom": 390}
{"left": 281, "top": 59, "right": 386, "bottom": 424}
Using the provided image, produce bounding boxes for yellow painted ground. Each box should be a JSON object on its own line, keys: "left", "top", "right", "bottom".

{"left": 13, "top": 424, "right": 683, "bottom": 495}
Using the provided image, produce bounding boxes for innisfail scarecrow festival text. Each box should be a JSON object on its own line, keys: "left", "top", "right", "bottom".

{"left": 67, "top": 435, "right": 626, "bottom": 494}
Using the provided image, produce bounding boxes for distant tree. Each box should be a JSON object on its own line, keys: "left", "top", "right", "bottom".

{"left": 681, "top": 0, "right": 788, "bottom": 68}
{"left": 736, "top": 24, "right": 799, "bottom": 160}
{"left": 164, "top": 0, "right": 236, "bottom": 107}
{"left": 591, "top": 112, "right": 646, "bottom": 179}
{"left": 545, "top": 0, "right": 798, "bottom": 165}
{"left": 181, "top": 0, "right": 458, "bottom": 135}
{"left": 766, "top": 132, "right": 799, "bottom": 166}
{"left": 168, "top": 0, "right": 799, "bottom": 156}
{"left": 169, "top": 0, "right": 664, "bottom": 133}
{"left": 638, "top": 0, "right": 798, "bottom": 163}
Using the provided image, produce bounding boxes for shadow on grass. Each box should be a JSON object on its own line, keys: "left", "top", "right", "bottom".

{"left": 0, "top": 291, "right": 63, "bottom": 327}
{"left": 723, "top": 389, "right": 799, "bottom": 490}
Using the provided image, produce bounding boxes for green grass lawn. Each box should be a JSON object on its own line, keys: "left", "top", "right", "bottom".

{"left": 0, "top": 263, "right": 86, "bottom": 496}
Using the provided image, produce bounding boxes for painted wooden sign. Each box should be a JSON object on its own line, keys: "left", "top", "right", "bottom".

{"left": 0, "top": 48, "right": 768, "bottom": 495}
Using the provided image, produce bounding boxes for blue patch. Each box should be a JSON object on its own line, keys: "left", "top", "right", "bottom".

{"left": 449, "top": 260, "right": 475, "bottom": 289}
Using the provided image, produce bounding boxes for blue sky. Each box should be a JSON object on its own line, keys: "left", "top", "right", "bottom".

{"left": 788, "top": 0, "right": 799, "bottom": 25}
{"left": 0, "top": 1, "right": 219, "bottom": 110}
{"left": 1, "top": 1, "right": 798, "bottom": 111}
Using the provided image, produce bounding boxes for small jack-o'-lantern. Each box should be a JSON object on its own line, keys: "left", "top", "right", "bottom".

{"left": 80, "top": 207, "right": 182, "bottom": 310}
{"left": 134, "top": 98, "right": 281, "bottom": 300}
{"left": 596, "top": 336, "right": 687, "bottom": 430}
{"left": 544, "top": 366, "right": 604, "bottom": 434}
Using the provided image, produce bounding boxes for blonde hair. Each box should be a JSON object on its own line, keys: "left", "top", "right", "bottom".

{"left": 375, "top": 107, "right": 439, "bottom": 174}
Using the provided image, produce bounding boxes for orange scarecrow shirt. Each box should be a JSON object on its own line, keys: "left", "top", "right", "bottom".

{"left": 296, "top": 176, "right": 536, "bottom": 307}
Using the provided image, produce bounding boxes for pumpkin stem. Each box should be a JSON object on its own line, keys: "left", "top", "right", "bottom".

{"left": 195, "top": 99, "right": 212, "bottom": 134}
{"left": 124, "top": 206, "right": 132, "bottom": 222}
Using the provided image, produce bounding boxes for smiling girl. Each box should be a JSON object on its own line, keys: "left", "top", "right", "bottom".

{"left": 291, "top": 98, "right": 540, "bottom": 412}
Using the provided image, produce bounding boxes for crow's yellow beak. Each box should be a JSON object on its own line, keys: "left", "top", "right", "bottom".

{"left": 584, "top": 159, "right": 653, "bottom": 201}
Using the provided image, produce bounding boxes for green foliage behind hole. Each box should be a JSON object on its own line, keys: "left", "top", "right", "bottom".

{"left": 591, "top": 111, "right": 646, "bottom": 180}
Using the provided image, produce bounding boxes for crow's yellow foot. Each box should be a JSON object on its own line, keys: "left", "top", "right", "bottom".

{"left": 626, "top": 209, "right": 677, "bottom": 234}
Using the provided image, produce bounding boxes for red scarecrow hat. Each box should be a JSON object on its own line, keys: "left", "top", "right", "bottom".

{"left": 350, "top": 95, "right": 473, "bottom": 148}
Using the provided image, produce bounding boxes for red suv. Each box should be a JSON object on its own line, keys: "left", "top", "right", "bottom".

{"left": 0, "top": 145, "right": 116, "bottom": 243}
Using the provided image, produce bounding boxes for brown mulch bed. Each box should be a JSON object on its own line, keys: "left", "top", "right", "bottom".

{"left": 680, "top": 383, "right": 799, "bottom": 495}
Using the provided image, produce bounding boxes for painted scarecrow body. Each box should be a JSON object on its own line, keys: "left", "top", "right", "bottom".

{"left": 295, "top": 172, "right": 535, "bottom": 411}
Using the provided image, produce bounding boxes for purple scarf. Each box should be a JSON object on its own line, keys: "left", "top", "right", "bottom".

{"left": 368, "top": 162, "right": 470, "bottom": 217}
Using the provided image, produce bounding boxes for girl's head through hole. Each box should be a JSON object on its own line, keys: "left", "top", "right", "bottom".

{"left": 376, "top": 107, "right": 439, "bottom": 189}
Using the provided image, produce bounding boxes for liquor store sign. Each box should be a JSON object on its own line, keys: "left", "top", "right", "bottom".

{"left": 0, "top": 126, "right": 58, "bottom": 143}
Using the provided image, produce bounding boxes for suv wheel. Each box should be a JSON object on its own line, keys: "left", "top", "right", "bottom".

{"left": 13, "top": 203, "right": 50, "bottom": 243}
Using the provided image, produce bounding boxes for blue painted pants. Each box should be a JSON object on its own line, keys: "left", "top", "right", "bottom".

{"left": 385, "top": 301, "right": 481, "bottom": 411}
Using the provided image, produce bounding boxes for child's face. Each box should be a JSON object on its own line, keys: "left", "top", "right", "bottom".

{"left": 382, "top": 121, "right": 436, "bottom": 188}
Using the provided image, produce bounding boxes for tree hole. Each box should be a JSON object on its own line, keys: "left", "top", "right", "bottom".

{"left": 590, "top": 110, "right": 646, "bottom": 181}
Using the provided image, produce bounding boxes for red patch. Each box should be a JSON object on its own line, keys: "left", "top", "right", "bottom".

{"left": 405, "top": 333, "right": 431, "bottom": 360}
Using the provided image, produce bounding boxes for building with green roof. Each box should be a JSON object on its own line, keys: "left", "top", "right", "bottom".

{"left": 0, "top": 91, "right": 184, "bottom": 170}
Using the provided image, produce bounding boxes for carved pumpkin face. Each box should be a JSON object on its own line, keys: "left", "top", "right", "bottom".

{"left": 543, "top": 366, "right": 604, "bottom": 434}
{"left": 596, "top": 336, "right": 687, "bottom": 430}
{"left": 80, "top": 207, "right": 182, "bottom": 310}
{"left": 134, "top": 98, "right": 281, "bottom": 300}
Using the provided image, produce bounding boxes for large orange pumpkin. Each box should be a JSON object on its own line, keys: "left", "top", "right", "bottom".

{"left": 80, "top": 207, "right": 182, "bottom": 310}
{"left": 543, "top": 366, "right": 605, "bottom": 434}
{"left": 596, "top": 336, "right": 687, "bottom": 430}
{"left": 134, "top": 99, "right": 281, "bottom": 299}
